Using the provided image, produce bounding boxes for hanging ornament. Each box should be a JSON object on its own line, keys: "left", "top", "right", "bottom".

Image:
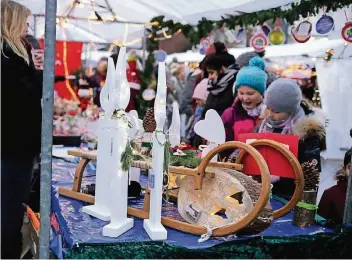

{"left": 250, "top": 27, "right": 268, "bottom": 51}
{"left": 341, "top": 22, "right": 352, "bottom": 43}
{"left": 224, "top": 28, "right": 235, "bottom": 43}
{"left": 199, "top": 48, "right": 206, "bottom": 55}
{"left": 341, "top": 11, "right": 352, "bottom": 43}
{"left": 269, "top": 19, "right": 286, "bottom": 46}
{"left": 316, "top": 13, "right": 334, "bottom": 34}
{"left": 292, "top": 20, "right": 312, "bottom": 43}
{"left": 142, "top": 88, "right": 156, "bottom": 101}
{"left": 200, "top": 37, "right": 212, "bottom": 51}
{"left": 233, "top": 27, "right": 245, "bottom": 43}
{"left": 154, "top": 50, "right": 167, "bottom": 62}
{"left": 261, "top": 24, "right": 272, "bottom": 37}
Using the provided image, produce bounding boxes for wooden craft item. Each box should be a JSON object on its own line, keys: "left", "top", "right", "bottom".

{"left": 58, "top": 141, "right": 272, "bottom": 237}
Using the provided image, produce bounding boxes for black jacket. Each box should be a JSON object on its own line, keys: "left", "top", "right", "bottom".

{"left": 1, "top": 39, "right": 43, "bottom": 159}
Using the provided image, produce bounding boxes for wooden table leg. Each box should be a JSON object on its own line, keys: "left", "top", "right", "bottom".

{"left": 72, "top": 158, "right": 90, "bottom": 192}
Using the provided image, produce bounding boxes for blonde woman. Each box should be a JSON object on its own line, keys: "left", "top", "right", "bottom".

{"left": 1, "top": 1, "right": 43, "bottom": 258}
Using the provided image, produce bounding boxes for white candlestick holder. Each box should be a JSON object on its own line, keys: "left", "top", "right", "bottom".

{"left": 82, "top": 57, "right": 116, "bottom": 221}
{"left": 100, "top": 47, "right": 134, "bottom": 237}
{"left": 143, "top": 62, "right": 168, "bottom": 240}
{"left": 102, "top": 113, "right": 133, "bottom": 237}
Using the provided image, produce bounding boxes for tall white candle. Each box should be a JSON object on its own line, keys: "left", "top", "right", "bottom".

{"left": 102, "top": 47, "right": 134, "bottom": 237}
{"left": 82, "top": 57, "right": 116, "bottom": 221}
{"left": 143, "top": 62, "right": 168, "bottom": 240}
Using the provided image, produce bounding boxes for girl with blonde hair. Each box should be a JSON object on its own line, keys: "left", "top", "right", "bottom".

{"left": 1, "top": 1, "right": 44, "bottom": 258}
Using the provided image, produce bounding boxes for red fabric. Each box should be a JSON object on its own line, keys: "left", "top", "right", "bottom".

{"left": 127, "top": 60, "right": 140, "bottom": 85}
{"left": 237, "top": 132, "right": 299, "bottom": 179}
{"left": 233, "top": 119, "right": 257, "bottom": 141}
{"left": 206, "top": 44, "right": 216, "bottom": 56}
{"left": 39, "top": 40, "right": 83, "bottom": 99}
{"left": 318, "top": 181, "right": 347, "bottom": 224}
{"left": 125, "top": 88, "right": 138, "bottom": 112}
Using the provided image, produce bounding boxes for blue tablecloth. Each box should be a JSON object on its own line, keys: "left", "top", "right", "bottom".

{"left": 50, "top": 158, "right": 334, "bottom": 258}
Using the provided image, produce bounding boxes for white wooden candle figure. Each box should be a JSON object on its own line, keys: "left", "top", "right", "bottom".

{"left": 168, "top": 101, "right": 181, "bottom": 147}
{"left": 127, "top": 110, "right": 141, "bottom": 183}
{"left": 102, "top": 47, "right": 134, "bottom": 237}
{"left": 194, "top": 109, "right": 225, "bottom": 162}
{"left": 143, "top": 62, "right": 168, "bottom": 240}
{"left": 82, "top": 57, "right": 116, "bottom": 221}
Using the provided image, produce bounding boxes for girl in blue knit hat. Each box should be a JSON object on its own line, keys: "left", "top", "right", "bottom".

{"left": 221, "top": 57, "right": 267, "bottom": 143}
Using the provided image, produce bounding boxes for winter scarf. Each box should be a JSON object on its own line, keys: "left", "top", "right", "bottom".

{"left": 258, "top": 107, "right": 305, "bottom": 134}
{"left": 243, "top": 103, "right": 265, "bottom": 118}
{"left": 207, "top": 66, "right": 237, "bottom": 96}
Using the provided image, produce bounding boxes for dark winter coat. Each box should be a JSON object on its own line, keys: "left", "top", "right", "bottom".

{"left": 318, "top": 180, "right": 347, "bottom": 224}
{"left": 1, "top": 39, "right": 43, "bottom": 159}
{"left": 179, "top": 72, "right": 198, "bottom": 118}
{"left": 204, "top": 66, "right": 237, "bottom": 117}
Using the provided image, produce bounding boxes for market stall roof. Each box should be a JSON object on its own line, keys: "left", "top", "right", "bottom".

{"left": 18, "top": 0, "right": 297, "bottom": 44}
{"left": 166, "top": 39, "right": 352, "bottom": 63}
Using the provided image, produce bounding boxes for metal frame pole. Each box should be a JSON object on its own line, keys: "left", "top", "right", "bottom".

{"left": 343, "top": 158, "right": 352, "bottom": 224}
{"left": 33, "top": 15, "right": 38, "bottom": 38}
{"left": 142, "top": 26, "right": 147, "bottom": 69}
{"left": 39, "top": 0, "right": 57, "bottom": 258}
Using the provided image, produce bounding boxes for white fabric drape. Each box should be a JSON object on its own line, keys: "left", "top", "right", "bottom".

{"left": 316, "top": 59, "right": 352, "bottom": 159}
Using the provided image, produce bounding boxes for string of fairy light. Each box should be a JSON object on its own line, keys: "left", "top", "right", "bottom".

{"left": 49, "top": 0, "right": 160, "bottom": 99}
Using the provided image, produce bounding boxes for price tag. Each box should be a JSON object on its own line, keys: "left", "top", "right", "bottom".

{"left": 184, "top": 204, "right": 202, "bottom": 222}
{"left": 149, "top": 172, "right": 155, "bottom": 189}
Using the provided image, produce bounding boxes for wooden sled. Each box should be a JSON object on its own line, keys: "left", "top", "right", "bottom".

{"left": 58, "top": 140, "right": 302, "bottom": 236}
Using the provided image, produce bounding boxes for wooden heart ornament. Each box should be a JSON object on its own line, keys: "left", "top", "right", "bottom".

{"left": 194, "top": 109, "right": 225, "bottom": 144}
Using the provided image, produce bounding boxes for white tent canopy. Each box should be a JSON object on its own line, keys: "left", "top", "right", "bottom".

{"left": 166, "top": 39, "right": 352, "bottom": 62}
{"left": 18, "top": 0, "right": 298, "bottom": 44}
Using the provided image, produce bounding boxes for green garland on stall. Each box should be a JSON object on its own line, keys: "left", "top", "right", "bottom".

{"left": 138, "top": 0, "right": 352, "bottom": 116}
{"left": 170, "top": 150, "right": 202, "bottom": 169}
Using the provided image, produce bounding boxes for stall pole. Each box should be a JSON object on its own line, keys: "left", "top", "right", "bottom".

{"left": 343, "top": 158, "right": 352, "bottom": 224}
{"left": 33, "top": 15, "right": 38, "bottom": 38}
{"left": 39, "top": 0, "right": 57, "bottom": 258}
{"left": 142, "top": 26, "right": 147, "bottom": 68}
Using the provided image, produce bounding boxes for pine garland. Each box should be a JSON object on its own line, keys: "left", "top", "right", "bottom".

{"left": 170, "top": 150, "right": 202, "bottom": 169}
{"left": 164, "top": 141, "right": 171, "bottom": 174}
{"left": 121, "top": 141, "right": 134, "bottom": 172}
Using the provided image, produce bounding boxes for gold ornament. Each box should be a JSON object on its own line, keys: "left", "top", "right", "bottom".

{"left": 269, "top": 28, "right": 285, "bottom": 45}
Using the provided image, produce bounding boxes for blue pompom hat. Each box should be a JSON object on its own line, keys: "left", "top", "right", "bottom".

{"left": 235, "top": 57, "right": 268, "bottom": 95}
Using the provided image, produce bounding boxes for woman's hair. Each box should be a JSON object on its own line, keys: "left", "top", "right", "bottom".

{"left": 344, "top": 147, "right": 352, "bottom": 168}
{"left": 204, "top": 42, "right": 236, "bottom": 72}
{"left": 1, "top": 0, "right": 31, "bottom": 64}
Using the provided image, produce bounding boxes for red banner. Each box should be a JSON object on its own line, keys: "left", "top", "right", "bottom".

{"left": 40, "top": 40, "right": 83, "bottom": 100}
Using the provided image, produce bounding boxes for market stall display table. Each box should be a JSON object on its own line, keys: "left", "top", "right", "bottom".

{"left": 50, "top": 156, "right": 352, "bottom": 259}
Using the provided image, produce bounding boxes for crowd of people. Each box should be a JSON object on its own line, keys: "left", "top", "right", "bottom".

{"left": 0, "top": 0, "right": 351, "bottom": 259}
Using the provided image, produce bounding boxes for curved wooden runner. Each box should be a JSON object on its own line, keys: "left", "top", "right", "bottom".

{"left": 197, "top": 141, "right": 271, "bottom": 236}
{"left": 235, "top": 139, "right": 304, "bottom": 219}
